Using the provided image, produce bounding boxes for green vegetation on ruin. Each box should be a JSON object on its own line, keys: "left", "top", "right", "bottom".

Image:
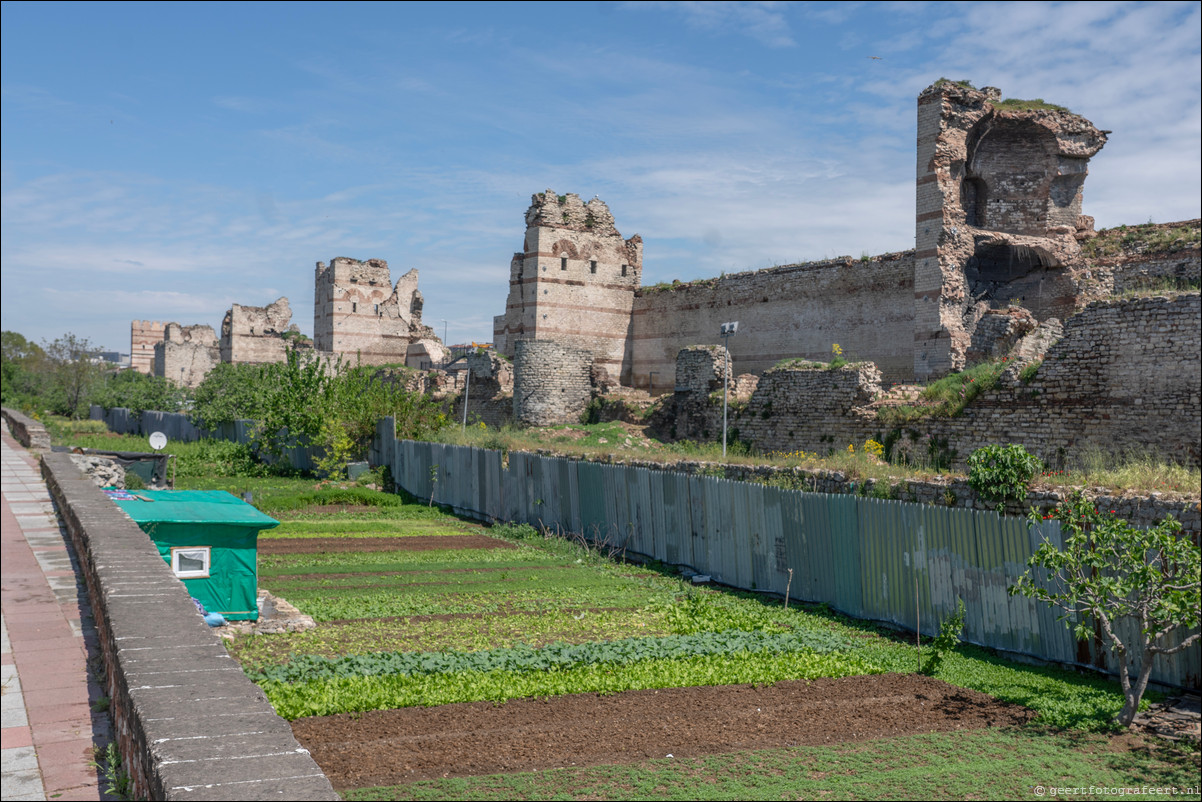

{"left": 876, "top": 358, "right": 1010, "bottom": 426}
{"left": 994, "top": 97, "right": 1071, "bottom": 113}
{"left": 1081, "top": 220, "right": 1201, "bottom": 259}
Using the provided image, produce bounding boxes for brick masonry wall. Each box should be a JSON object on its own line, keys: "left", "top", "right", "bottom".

{"left": 737, "top": 293, "right": 1201, "bottom": 470}
{"left": 513, "top": 340, "right": 593, "bottom": 426}
{"left": 632, "top": 252, "right": 916, "bottom": 387}
{"left": 494, "top": 197, "right": 642, "bottom": 383}
{"left": 130, "top": 320, "right": 166, "bottom": 375}
{"left": 39, "top": 452, "right": 338, "bottom": 801}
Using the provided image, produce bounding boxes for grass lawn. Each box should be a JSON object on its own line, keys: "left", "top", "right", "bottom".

{"left": 346, "top": 728, "right": 1200, "bottom": 801}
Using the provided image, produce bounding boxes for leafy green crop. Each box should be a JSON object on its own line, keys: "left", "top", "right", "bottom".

{"left": 252, "top": 628, "right": 856, "bottom": 684}
{"left": 262, "top": 649, "right": 882, "bottom": 719}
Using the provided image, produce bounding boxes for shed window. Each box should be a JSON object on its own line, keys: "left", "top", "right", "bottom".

{"left": 561, "top": 257, "right": 568, "bottom": 271}
{"left": 171, "top": 547, "right": 211, "bottom": 579}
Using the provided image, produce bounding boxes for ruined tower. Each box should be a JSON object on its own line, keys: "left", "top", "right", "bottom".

{"left": 913, "top": 80, "right": 1107, "bottom": 379}
{"left": 219, "top": 297, "right": 294, "bottom": 364}
{"left": 130, "top": 320, "right": 166, "bottom": 375}
{"left": 493, "top": 191, "right": 643, "bottom": 384}
{"left": 313, "top": 257, "right": 445, "bottom": 367}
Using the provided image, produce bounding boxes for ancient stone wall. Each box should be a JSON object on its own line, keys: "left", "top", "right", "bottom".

{"left": 913, "top": 80, "right": 1108, "bottom": 380}
{"left": 153, "top": 323, "right": 218, "bottom": 388}
{"left": 1078, "top": 220, "right": 1201, "bottom": 300}
{"left": 738, "top": 292, "right": 1201, "bottom": 470}
{"left": 513, "top": 340, "right": 593, "bottom": 426}
{"left": 632, "top": 252, "right": 916, "bottom": 387}
{"left": 315, "top": 257, "right": 446, "bottom": 368}
{"left": 494, "top": 191, "right": 642, "bottom": 383}
{"left": 130, "top": 320, "right": 166, "bottom": 375}
{"left": 219, "top": 297, "right": 293, "bottom": 364}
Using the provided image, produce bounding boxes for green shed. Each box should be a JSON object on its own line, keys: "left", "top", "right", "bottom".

{"left": 112, "top": 489, "right": 279, "bottom": 620}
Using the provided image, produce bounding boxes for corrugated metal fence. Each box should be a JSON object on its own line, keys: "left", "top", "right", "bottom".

{"left": 386, "top": 430, "right": 1199, "bottom": 690}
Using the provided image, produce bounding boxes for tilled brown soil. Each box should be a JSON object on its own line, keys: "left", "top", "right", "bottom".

{"left": 292, "top": 674, "right": 1033, "bottom": 789}
{"left": 259, "top": 535, "right": 515, "bottom": 554}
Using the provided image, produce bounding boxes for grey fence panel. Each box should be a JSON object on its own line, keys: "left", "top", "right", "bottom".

{"left": 631, "top": 467, "right": 655, "bottom": 558}
{"left": 793, "top": 493, "right": 825, "bottom": 604}
{"left": 647, "top": 469, "right": 667, "bottom": 562}
{"left": 758, "top": 486, "right": 787, "bottom": 595}
{"left": 702, "top": 478, "right": 724, "bottom": 581}
{"left": 140, "top": 411, "right": 202, "bottom": 442}
{"left": 909, "top": 504, "right": 938, "bottom": 637}
{"left": 742, "top": 482, "right": 766, "bottom": 592}
{"left": 955, "top": 509, "right": 989, "bottom": 646}
{"left": 829, "top": 494, "right": 863, "bottom": 619}
{"left": 576, "top": 461, "right": 607, "bottom": 541}
{"left": 686, "top": 475, "right": 708, "bottom": 573}
{"left": 660, "top": 472, "right": 687, "bottom": 567}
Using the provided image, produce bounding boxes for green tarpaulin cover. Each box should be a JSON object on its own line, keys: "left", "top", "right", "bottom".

{"left": 113, "top": 490, "right": 279, "bottom": 620}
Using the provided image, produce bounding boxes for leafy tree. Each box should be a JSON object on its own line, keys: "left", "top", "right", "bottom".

{"left": 253, "top": 349, "right": 332, "bottom": 460}
{"left": 1010, "top": 493, "right": 1201, "bottom": 727}
{"left": 91, "top": 370, "right": 184, "bottom": 416}
{"left": 189, "top": 350, "right": 445, "bottom": 475}
{"left": 190, "top": 362, "right": 269, "bottom": 431}
{"left": 313, "top": 365, "right": 445, "bottom": 475}
{"left": 1, "top": 331, "right": 47, "bottom": 409}
{"left": 42, "top": 333, "right": 105, "bottom": 418}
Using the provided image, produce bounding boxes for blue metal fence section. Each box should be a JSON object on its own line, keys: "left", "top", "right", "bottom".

{"left": 381, "top": 436, "right": 1199, "bottom": 690}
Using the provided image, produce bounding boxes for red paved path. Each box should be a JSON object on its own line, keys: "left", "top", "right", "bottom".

{"left": 2, "top": 425, "right": 105, "bottom": 801}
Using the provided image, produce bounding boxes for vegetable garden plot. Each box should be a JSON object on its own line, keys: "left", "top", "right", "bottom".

{"left": 225, "top": 502, "right": 1184, "bottom": 801}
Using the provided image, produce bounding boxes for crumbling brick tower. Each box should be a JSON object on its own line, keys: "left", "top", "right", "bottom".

{"left": 913, "top": 80, "right": 1108, "bottom": 380}
{"left": 493, "top": 191, "right": 643, "bottom": 384}
{"left": 314, "top": 257, "right": 442, "bottom": 366}
{"left": 130, "top": 320, "right": 166, "bottom": 375}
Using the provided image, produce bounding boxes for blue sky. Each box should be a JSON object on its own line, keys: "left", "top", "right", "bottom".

{"left": 3, "top": 1, "right": 1199, "bottom": 353}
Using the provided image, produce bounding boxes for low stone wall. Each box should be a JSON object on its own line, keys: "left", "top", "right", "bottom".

{"left": 737, "top": 293, "right": 1202, "bottom": 470}
{"left": 0, "top": 406, "right": 51, "bottom": 450}
{"left": 40, "top": 452, "right": 338, "bottom": 801}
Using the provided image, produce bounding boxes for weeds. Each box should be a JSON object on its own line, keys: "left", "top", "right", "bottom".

{"left": 90, "top": 742, "right": 135, "bottom": 800}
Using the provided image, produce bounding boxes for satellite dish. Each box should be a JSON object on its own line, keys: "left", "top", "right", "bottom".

{"left": 149, "top": 431, "right": 168, "bottom": 452}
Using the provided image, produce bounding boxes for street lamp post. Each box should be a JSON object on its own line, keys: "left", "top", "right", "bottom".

{"left": 720, "top": 321, "right": 738, "bottom": 458}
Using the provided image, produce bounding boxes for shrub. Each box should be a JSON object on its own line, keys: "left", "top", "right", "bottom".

{"left": 967, "top": 444, "right": 1042, "bottom": 509}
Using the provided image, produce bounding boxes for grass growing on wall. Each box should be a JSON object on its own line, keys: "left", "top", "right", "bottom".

{"left": 1081, "top": 220, "right": 1201, "bottom": 259}
{"left": 877, "top": 359, "right": 1010, "bottom": 426}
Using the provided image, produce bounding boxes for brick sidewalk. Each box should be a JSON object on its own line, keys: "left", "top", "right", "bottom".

{"left": 1, "top": 426, "right": 107, "bottom": 801}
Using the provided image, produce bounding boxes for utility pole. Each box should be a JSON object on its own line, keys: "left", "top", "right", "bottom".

{"left": 720, "top": 321, "right": 738, "bottom": 458}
